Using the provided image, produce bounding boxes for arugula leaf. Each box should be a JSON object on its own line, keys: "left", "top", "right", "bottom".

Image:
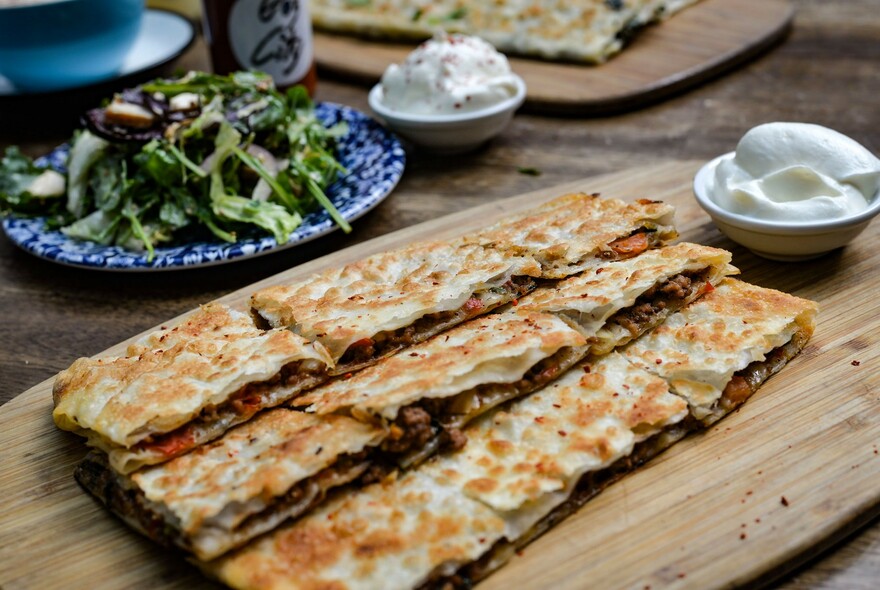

{"left": 136, "top": 140, "right": 185, "bottom": 188}
{"left": 89, "top": 155, "right": 125, "bottom": 211}
{"left": 212, "top": 192, "right": 302, "bottom": 245}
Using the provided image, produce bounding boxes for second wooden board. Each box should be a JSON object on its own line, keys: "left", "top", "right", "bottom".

{"left": 313, "top": 0, "right": 793, "bottom": 115}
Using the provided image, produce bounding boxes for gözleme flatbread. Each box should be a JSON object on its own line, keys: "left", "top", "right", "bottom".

{"left": 298, "top": 242, "right": 732, "bottom": 469}
{"left": 251, "top": 194, "right": 677, "bottom": 374}
{"left": 623, "top": 278, "right": 818, "bottom": 426}
{"left": 206, "top": 470, "right": 510, "bottom": 590}
{"left": 516, "top": 242, "right": 736, "bottom": 354}
{"left": 464, "top": 193, "right": 677, "bottom": 278}
{"left": 421, "top": 352, "right": 690, "bottom": 587}
{"left": 310, "top": 0, "right": 703, "bottom": 63}
{"left": 208, "top": 279, "right": 816, "bottom": 590}
{"left": 206, "top": 352, "right": 689, "bottom": 590}
{"left": 298, "top": 310, "right": 588, "bottom": 468}
{"left": 251, "top": 239, "right": 541, "bottom": 374}
{"left": 74, "top": 409, "right": 385, "bottom": 560}
{"left": 53, "top": 304, "right": 333, "bottom": 473}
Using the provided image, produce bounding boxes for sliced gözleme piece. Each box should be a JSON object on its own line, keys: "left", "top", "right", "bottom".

{"left": 462, "top": 193, "right": 678, "bottom": 279}
{"left": 53, "top": 303, "right": 334, "bottom": 474}
{"left": 310, "top": 0, "right": 701, "bottom": 64}
{"left": 622, "top": 278, "right": 818, "bottom": 426}
{"left": 74, "top": 409, "right": 385, "bottom": 560}
{"left": 516, "top": 242, "right": 737, "bottom": 355}
{"left": 204, "top": 470, "right": 510, "bottom": 590}
{"left": 250, "top": 239, "right": 542, "bottom": 375}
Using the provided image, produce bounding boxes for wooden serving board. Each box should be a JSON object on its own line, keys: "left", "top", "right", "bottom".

{"left": 313, "top": 0, "right": 794, "bottom": 115}
{"left": 1, "top": 161, "right": 879, "bottom": 589}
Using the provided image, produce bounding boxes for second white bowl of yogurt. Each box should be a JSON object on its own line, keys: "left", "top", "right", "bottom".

{"left": 694, "top": 122, "right": 880, "bottom": 261}
{"left": 368, "top": 33, "right": 527, "bottom": 153}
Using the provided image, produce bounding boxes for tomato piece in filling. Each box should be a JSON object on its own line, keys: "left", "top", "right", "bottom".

{"left": 148, "top": 428, "right": 196, "bottom": 457}
{"left": 722, "top": 375, "right": 752, "bottom": 406}
{"left": 608, "top": 232, "right": 649, "bottom": 258}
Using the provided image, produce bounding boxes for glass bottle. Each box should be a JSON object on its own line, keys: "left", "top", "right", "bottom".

{"left": 202, "top": 0, "right": 317, "bottom": 95}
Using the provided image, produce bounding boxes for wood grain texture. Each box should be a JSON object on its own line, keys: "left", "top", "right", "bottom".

{"left": 1, "top": 162, "right": 879, "bottom": 590}
{"left": 313, "top": 0, "right": 794, "bottom": 114}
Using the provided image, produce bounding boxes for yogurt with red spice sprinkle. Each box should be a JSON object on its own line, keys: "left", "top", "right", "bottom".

{"left": 378, "top": 33, "right": 520, "bottom": 116}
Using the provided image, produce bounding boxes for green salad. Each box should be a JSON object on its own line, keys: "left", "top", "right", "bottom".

{"left": 0, "top": 71, "right": 351, "bottom": 261}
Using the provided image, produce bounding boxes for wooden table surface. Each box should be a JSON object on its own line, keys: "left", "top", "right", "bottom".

{"left": 0, "top": 0, "right": 877, "bottom": 587}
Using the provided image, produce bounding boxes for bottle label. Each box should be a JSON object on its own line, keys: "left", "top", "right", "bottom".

{"left": 227, "top": 0, "right": 314, "bottom": 86}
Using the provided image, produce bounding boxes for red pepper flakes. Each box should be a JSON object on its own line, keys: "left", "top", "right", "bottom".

{"left": 852, "top": 360, "right": 861, "bottom": 366}
{"left": 534, "top": 416, "right": 545, "bottom": 424}
{"left": 558, "top": 430, "right": 567, "bottom": 437}
{"left": 677, "top": 573, "right": 686, "bottom": 579}
{"left": 740, "top": 533, "right": 747, "bottom": 540}
{"left": 655, "top": 358, "right": 663, "bottom": 364}
{"left": 781, "top": 496, "right": 790, "bottom": 507}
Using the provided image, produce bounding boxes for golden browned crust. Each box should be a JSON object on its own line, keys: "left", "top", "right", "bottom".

{"left": 250, "top": 240, "right": 541, "bottom": 362}
{"left": 206, "top": 472, "right": 508, "bottom": 590}
{"left": 463, "top": 193, "right": 677, "bottom": 278}
{"left": 52, "top": 304, "right": 333, "bottom": 450}
{"left": 298, "top": 310, "right": 586, "bottom": 421}
{"left": 311, "top": 0, "right": 702, "bottom": 63}
{"left": 622, "top": 278, "right": 818, "bottom": 421}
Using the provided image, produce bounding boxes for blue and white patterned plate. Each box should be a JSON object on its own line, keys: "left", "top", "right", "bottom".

{"left": 1, "top": 102, "right": 405, "bottom": 271}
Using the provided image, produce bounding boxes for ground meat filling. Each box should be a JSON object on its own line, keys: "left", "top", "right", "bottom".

{"left": 383, "top": 407, "right": 436, "bottom": 455}
{"left": 75, "top": 454, "right": 190, "bottom": 551}
{"left": 334, "top": 276, "right": 537, "bottom": 373}
{"left": 381, "top": 347, "right": 581, "bottom": 459}
{"left": 608, "top": 268, "right": 711, "bottom": 336}
{"left": 598, "top": 229, "right": 661, "bottom": 261}
{"left": 713, "top": 331, "right": 809, "bottom": 421}
{"left": 232, "top": 451, "right": 370, "bottom": 534}
{"left": 75, "top": 450, "right": 371, "bottom": 556}
{"left": 132, "top": 358, "right": 329, "bottom": 458}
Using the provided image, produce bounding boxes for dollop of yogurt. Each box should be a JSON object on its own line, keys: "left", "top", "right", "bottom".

{"left": 709, "top": 122, "right": 880, "bottom": 222}
{"left": 379, "top": 33, "right": 520, "bottom": 115}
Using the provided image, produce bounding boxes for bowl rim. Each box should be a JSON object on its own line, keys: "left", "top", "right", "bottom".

{"left": 368, "top": 74, "right": 527, "bottom": 125}
{"left": 693, "top": 152, "right": 880, "bottom": 235}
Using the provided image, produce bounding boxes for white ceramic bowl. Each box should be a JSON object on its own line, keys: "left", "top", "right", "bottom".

{"left": 693, "top": 153, "right": 880, "bottom": 261}
{"left": 367, "top": 75, "right": 527, "bottom": 153}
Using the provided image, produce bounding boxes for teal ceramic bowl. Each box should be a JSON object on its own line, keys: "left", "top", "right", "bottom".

{"left": 0, "top": 0, "right": 144, "bottom": 92}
